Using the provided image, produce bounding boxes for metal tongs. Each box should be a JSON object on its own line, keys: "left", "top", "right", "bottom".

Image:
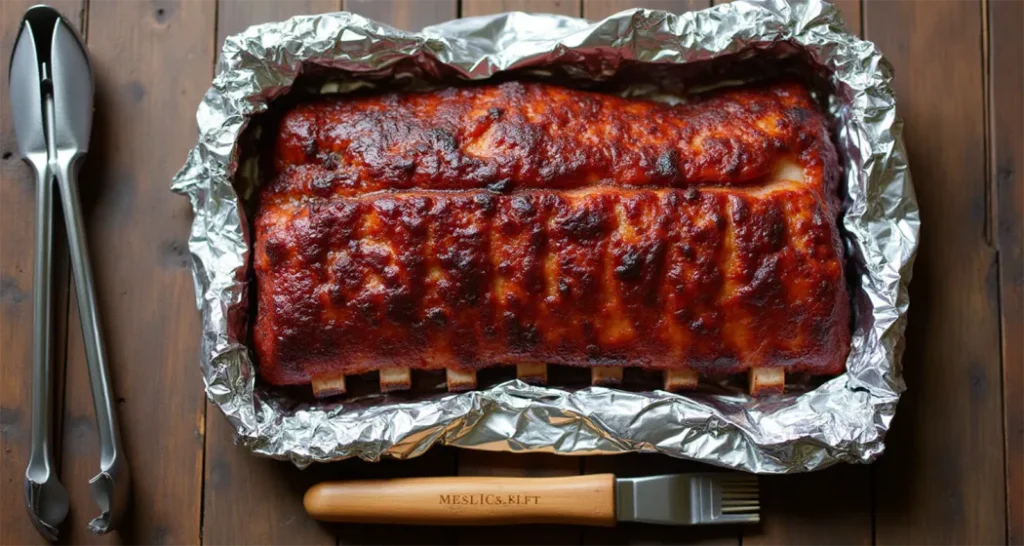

{"left": 8, "top": 5, "right": 130, "bottom": 540}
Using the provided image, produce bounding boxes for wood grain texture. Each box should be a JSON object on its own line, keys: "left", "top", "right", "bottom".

{"left": 203, "top": 437, "right": 337, "bottom": 545}
{"left": 463, "top": 0, "right": 582, "bottom": 17}
{"left": 202, "top": 2, "right": 341, "bottom": 543}
{"left": 583, "top": 0, "right": 709, "bottom": 20}
{"left": 345, "top": 0, "right": 457, "bottom": 29}
{"left": 743, "top": 467, "right": 871, "bottom": 546}
{"left": 582, "top": 455, "right": 739, "bottom": 545}
{"left": 56, "top": 1, "right": 215, "bottom": 544}
{"left": 1, "top": 4, "right": 82, "bottom": 544}
{"left": 457, "top": 452, "right": 582, "bottom": 545}
{"left": 829, "top": 0, "right": 862, "bottom": 35}
{"left": 216, "top": 0, "right": 341, "bottom": 57}
{"left": 866, "top": 1, "right": 1006, "bottom": 544}
{"left": 989, "top": 0, "right": 1024, "bottom": 544}
{"left": 306, "top": 473, "right": 616, "bottom": 526}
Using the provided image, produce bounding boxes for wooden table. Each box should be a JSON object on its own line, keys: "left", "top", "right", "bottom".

{"left": 1, "top": 0, "right": 1020, "bottom": 544}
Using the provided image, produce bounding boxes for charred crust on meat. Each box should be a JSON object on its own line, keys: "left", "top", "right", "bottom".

{"left": 253, "top": 80, "right": 851, "bottom": 387}
{"left": 487, "top": 178, "right": 513, "bottom": 193}
{"left": 655, "top": 149, "right": 680, "bottom": 179}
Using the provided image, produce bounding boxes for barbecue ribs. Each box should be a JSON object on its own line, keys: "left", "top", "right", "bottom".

{"left": 253, "top": 80, "right": 850, "bottom": 395}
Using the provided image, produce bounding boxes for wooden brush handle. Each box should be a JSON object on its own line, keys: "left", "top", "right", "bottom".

{"left": 304, "top": 474, "right": 617, "bottom": 526}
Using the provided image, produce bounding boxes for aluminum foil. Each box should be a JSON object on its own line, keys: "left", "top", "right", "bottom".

{"left": 171, "top": 0, "right": 918, "bottom": 472}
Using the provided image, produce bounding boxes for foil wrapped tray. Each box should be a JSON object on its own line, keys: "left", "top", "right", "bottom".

{"left": 171, "top": 0, "right": 918, "bottom": 472}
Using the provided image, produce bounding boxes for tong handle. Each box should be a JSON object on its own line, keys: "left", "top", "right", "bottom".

{"left": 304, "top": 474, "right": 617, "bottom": 526}
{"left": 28, "top": 158, "right": 57, "bottom": 487}
{"left": 54, "top": 161, "right": 119, "bottom": 460}
{"left": 25, "top": 154, "right": 70, "bottom": 542}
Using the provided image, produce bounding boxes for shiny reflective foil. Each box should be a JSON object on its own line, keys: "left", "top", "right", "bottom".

{"left": 171, "top": 0, "right": 918, "bottom": 472}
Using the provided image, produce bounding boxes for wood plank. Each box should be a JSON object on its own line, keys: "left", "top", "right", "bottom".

{"left": 743, "top": 467, "right": 871, "bottom": 546}
{"left": 582, "top": 454, "right": 739, "bottom": 545}
{"left": 583, "top": 0, "right": 709, "bottom": 20}
{"left": 457, "top": 452, "right": 582, "bottom": 545}
{"left": 201, "top": 1, "right": 342, "bottom": 542}
{"left": 56, "top": 1, "right": 216, "bottom": 544}
{"left": 345, "top": 0, "right": 457, "bottom": 29}
{"left": 0, "top": 2, "right": 81, "bottom": 545}
{"left": 865, "top": 1, "right": 1006, "bottom": 544}
{"left": 463, "top": 0, "right": 582, "bottom": 17}
{"left": 829, "top": 0, "right": 862, "bottom": 35}
{"left": 202, "top": 438, "right": 337, "bottom": 546}
{"left": 989, "top": 0, "right": 1024, "bottom": 544}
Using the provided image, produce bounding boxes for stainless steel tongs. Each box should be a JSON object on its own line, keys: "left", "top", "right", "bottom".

{"left": 8, "top": 5, "right": 130, "bottom": 540}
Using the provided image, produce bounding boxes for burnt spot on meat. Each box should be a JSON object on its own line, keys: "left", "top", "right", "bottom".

{"left": 555, "top": 206, "right": 609, "bottom": 241}
{"left": 385, "top": 289, "right": 416, "bottom": 322}
{"left": 511, "top": 195, "right": 534, "bottom": 214}
{"left": 426, "top": 307, "right": 447, "bottom": 325}
{"left": 373, "top": 198, "right": 397, "bottom": 217}
{"left": 655, "top": 149, "right": 680, "bottom": 179}
{"left": 320, "top": 151, "right": 341, "bottom": 170}
{"left": 262, "top": 233, "right": 289, "bottom": 267}
{"left": 615, "top": 246, "right": 644, "bottom": 281}
{"left": 788, "top": 106, "right": 812, "bottom": 125}
{"left": 302, "top": 140, "right": 318, "bottom": 159}
{"left": 736, "top": 254, "right": 786, "bottom": 308}
{"left": 430, "top": 128, "right": 459, "bottom": 152}
{"left": 680, "top": 243, "right": 695, "bottom": 260}
{"left": 310, "top": 172, "right": 338, "bottom": 197}
{"left": 758, "top": 203, "right": 787, "bottom": 252}
{"left": 487, "top": 178, "right": 513, "bottom": 193}
{"left": 394, "top": 158, "right": 416, "bottom": 174}
{"left": 472, "top": 192, "right": 496, "bottom": 213}
{"left": 729, "top": 195, "right": 750, "bottom": 223}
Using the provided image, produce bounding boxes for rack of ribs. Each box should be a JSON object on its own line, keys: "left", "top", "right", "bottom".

{"left": 253, "top": 79, "right": 850, "bottom": 397}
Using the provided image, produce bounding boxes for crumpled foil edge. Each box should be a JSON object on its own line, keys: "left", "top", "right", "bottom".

{"left": 170, "top": 0, "right": 919, "bottom": 473}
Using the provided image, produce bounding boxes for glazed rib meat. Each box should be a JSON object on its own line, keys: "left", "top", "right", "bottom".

{"left": 254, "top": 80, "right": 850, "bottom": 387}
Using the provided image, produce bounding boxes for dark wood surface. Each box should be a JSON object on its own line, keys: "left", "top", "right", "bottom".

{"left": 990, "top": 2, "right": 1024, "bottom": 544}
{"left": 0, "top": 0, "right": 1019, "bottom": 545}
{"left": 866, "top": 2, "right": 1006, "bottom": 544}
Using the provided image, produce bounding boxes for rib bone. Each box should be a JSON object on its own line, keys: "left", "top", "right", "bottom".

{"left": 311, "top": 373, "right": 346, "bottom": 398}
{"left": 446, "top": 368, "right": 477, "bottom": 391}
{"left": 516, "top": 363, "right": 548, "bottom": 384}
{"left": 664, "top": 369, "right": 699, "bottom": 391}
{"left": 748, "top": 367, "right": 784, "bottom": 395}
{"left": 591, "top": 367, "right": 623, "bottom": 386}
{"left": 379, "top": 368, "right": 412, "bottom": 392}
